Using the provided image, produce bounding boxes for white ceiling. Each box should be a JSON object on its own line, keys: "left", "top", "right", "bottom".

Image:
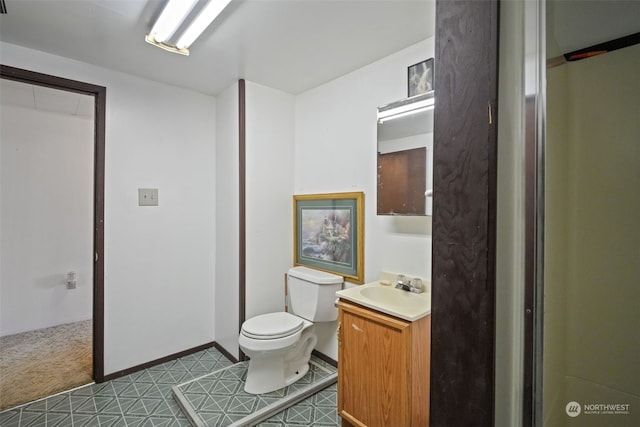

{"left": 1, "top": 1, "right": 638, "bottom": 118}
{"left": 1, "top": 78, "right": 95, "bottom": 118}
{"left": 0, "top": 0, "right": 435, "bottom": 96}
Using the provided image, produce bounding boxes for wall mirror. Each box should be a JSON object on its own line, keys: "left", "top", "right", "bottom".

{"left": 377, "top": 91, "right": 434, "bottom": 216}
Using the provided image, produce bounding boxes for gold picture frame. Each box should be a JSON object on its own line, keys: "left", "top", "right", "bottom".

{"left": 293, "top": 192, "right": 364, "bottom": 284}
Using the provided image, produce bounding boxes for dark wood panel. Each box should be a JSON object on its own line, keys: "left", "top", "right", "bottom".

{"left": 430, "top": 1, "right": 499, "bottom": 426}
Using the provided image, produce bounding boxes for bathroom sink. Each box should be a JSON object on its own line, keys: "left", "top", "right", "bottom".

{"left": 336, "top": 279, "right": 430, "bottom": 321}
{"left": 359, "top": 287, "right": 426, "bottom": 310}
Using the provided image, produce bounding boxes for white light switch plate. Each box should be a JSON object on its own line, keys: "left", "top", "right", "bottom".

{"left": 138, "top": 188, "right": 158, "bottom": 206}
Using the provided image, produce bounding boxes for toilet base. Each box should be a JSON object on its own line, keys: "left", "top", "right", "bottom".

{"left": 242, "top": 328, "right": 317, "bottom": 394}
{"left": 244, "top": 358, "right": 310, "bottom": 395}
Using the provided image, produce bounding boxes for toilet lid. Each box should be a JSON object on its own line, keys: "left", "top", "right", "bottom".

{"left": 242, "top": 312, "right": 304, "bottom": 340}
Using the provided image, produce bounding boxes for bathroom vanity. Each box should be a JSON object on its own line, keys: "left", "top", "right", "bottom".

{"left": 336, "top": 280, "right": 431, "bottom": 427}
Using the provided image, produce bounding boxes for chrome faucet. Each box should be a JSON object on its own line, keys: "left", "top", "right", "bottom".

{"left": 395, "top": 275, "right": 424, "bottom": 294}
{"left": 395, "top": 274, "right": 409, "bottom": 291}
{"left": 409, "top": 278, "right": 424, "bottom": 294}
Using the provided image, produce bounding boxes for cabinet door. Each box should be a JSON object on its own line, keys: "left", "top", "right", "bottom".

{"left": 338, "top": 301, "right": 411, "bottom": 427}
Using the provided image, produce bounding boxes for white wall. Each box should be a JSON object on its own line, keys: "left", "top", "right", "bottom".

{"left": 1, "top": 42, "right": 217, "bottom": 375}
{"left": 1, "top": 104, "right": 93, "bottom": 336}
{"left": 214, "top": 82, "right": 240, "bottom": 360}
{"left": 295, "top": 38, "right": 434, "bottom": 359}
{"left": 216, "top": 81, "right": 295, "bottom": 359}
{"left": 245, "top": 82, "right": 295, "bottom": 320}
{"left": 215, "top": 81, "right": 295, "bottom": 359}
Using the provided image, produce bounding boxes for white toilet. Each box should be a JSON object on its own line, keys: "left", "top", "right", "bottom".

{"left": 239, "top": 266, "right": 343, "bottom": 394}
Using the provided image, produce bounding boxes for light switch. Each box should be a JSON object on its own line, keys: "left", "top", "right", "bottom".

{"left": 138, "top": 188, "right": 158, "bottom": 206}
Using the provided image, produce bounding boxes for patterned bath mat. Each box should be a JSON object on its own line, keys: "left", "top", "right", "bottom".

{"left": 172, "top": 358, "right": 336, "bottom": 427}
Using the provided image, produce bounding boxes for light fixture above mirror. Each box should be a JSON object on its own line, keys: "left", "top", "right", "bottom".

{"left": 377, "top": 91, "right": 435, "bottom": 124}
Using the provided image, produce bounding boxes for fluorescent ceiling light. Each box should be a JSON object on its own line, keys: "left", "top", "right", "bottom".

{"left": 377, "top": 95, "right": 435, "bottom": 123}
{"left": 145, "top": 0, "right": 233, "bottom": 56}
{"left": 149, "top": 0, "right": 198, "bottom": 44}
{"left": 378, "top": 104, "right": 434, "bottom": 123}
{"left": 177, "top": 0, "right": 232, "bottom": 49}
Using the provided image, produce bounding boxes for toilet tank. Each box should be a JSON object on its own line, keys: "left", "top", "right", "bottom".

{"left": 287, "top": 266, "right": 343, "bottom": 322}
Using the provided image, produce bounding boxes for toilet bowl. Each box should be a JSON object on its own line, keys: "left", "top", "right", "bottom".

{"left": 239, "top": 266, "right": 343, "bottom": 394}
{"left": 239, "top": 312, "right": 317, "bottom": 394}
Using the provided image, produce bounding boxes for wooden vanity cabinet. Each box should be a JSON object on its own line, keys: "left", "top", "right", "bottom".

{"left": 337, "top": 299, "right": 430, "bottom": 427}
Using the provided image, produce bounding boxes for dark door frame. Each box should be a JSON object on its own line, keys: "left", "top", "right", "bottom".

{"left": 238, "top": 79, "right": 246, "bottom": 361}
{"left": 0, "top": 64, "right": 106, "bottom": 382}
{"left": 430, "top": 1, "right": 499, "bottom": 425}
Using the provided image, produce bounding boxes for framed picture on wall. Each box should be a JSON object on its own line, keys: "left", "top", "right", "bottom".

{"left": 408, "top": 58, "right": 434, "bottom": 97}
{"left": 293, "top": 192, "right": 364, "bottom": 284}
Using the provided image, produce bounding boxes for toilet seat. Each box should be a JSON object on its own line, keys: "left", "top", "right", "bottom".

{"left": 241, "top": 312, "right": 304, "bottom": 340}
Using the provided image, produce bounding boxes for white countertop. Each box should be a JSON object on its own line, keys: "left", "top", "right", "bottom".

{"left": 336, "top": 279, "right": 430, "bottom": 322}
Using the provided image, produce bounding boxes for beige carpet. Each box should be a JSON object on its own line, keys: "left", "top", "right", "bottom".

{"left": 0, "top": 320, "right": 93, "bottom": 411}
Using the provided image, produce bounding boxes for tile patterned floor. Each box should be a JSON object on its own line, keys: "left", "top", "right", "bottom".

{"left": 0, "top": 347, "right": 340, "bottom": 427}
{"left": 256, "top": 383, "right": 338, "bottom": 427}
{"left": 174, "top": 359, "right": 337, "bottom": 426}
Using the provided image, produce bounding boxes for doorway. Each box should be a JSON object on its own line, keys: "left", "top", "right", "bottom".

{"left": 0, "top": 65, "right": 105, "bottom": 409}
